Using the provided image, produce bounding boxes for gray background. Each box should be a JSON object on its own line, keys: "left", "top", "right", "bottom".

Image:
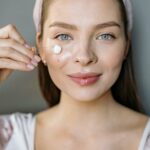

{"left": 0, "top": 0, "right": 150, "bottom": 115}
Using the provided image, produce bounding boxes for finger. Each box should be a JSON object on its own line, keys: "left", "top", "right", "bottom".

{"left": 0, "top": 58, "right": 35, "bottom": 71}
{"left": 0, "top": 38, "right": 34, "bottom": 59}
{"left": 0, "top": 47, "right": 31, "bottom": 64}
{"left": 0, "top": 24, "right": 26, "bottom": 45}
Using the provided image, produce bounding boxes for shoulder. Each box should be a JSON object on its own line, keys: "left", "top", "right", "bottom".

{"left": 116, "top": 103, "right": 149, "bottom": 125}
{"left": 0, "top": 113, "right": 35, "bottom": 149}
{"left": 118, "top": 105, "right": 150, "bottom": 149}
{"left": 35, "top": 106, "right": 58, "bottom": 126}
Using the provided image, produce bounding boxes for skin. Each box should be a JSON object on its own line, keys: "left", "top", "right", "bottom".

{"left": 0, "top": 0, "right": 148, "bottom": 149}
{"left": 40, "top": 0, "right": 127, "bottom": 102}
{"left": 35, "top": 0, "right": 149, "bottom": 149}
{"left": 0, "top": 25, "right": 41, "bottom": 82}
{"left": 0, "top": 25, "right": 41, "bottom": 147}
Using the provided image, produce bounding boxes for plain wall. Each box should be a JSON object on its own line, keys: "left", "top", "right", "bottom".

{"left": 0, "top": 0, "right": 150, "bottom": 115}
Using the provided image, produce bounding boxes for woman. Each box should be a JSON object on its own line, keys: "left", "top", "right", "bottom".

{"left": 0, "top": 0, "right": 150, "bottom": 149}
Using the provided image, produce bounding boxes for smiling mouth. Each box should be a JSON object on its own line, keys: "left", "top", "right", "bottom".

{"left": 68, "top": 73, "right": 102, "bottom": 86}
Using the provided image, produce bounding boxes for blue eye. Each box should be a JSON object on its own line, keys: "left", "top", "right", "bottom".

{"left": 96, "top": 34, "right": 115, "bottom": 40}
{"left": 56, "top": 34, "right": 72, "bottom": 41}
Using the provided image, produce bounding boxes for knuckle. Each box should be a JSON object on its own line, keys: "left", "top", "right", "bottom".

{"left": 8, "top": 39, "right": 16, "bottom": 45}
{"left": 6, "top": 48, "right": 14, "bottom": 56}
{"left": 7, "top": 24, "right": 16, "bottom": 31}
{"left": 1, "top": 58, "right": 9, "bottom": 66}
{"left": 2, "top": 47, "right": 14, "bottom": 58}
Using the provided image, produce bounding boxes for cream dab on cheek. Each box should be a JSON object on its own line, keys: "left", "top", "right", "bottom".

{"left": 46, "top": 38, "right": 73, "bottom": 68}
{"left": 46, "top": 38, "right": 62, "bottom": 55}
{"left": 52, "top": 44, "right": 62, "bottom": 54}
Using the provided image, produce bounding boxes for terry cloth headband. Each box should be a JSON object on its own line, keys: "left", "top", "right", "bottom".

{"left": 33, "top": 0, "right": 133, "bottom": 33}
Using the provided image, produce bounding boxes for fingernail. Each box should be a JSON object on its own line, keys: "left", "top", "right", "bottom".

{"left": 25, "top": 44, "right": 31, "bottom": 49}
{"left": 31, "top": 60, "right": 38, "bottom": 66}
{"left": 27, "top": 64, "right": 35, "bottom": 70}
{"left": 33, "top": 55, "right": 41, "bottom": 62}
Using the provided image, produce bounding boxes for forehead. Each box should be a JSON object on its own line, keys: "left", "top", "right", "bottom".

{"left": 45, "top": 0, "right": 122, "bottom": 27}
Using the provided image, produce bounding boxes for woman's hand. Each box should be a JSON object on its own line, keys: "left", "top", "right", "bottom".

{"left": 0, "top": 24, "right": 41, "bottom": 82}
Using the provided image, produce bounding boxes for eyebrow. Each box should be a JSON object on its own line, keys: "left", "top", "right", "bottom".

{"left": 49, "top": 21, "right": 121, "bottom": 30}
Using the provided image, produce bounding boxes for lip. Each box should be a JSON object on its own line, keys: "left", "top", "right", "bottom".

{"left": 68, "top": 72, "right": 101, "bottom": 86}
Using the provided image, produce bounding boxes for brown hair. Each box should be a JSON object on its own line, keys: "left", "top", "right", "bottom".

{"left": 38, "top": 0, "right": 143, "bottom": 112}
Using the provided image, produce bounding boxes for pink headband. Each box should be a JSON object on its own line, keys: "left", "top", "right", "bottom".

{"left": 33, "top": 0, "right": 133, "bottom": 33}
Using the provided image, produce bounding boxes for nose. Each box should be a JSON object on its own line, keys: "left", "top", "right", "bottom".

{"left": 74, "top": 42, "right": 98, "bottom": 66}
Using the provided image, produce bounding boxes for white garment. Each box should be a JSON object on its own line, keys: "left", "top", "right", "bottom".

{"left": 0, "top": 113, "right": 150, "bottom": 150}
{"left": 0, "top": 113, "right": 35, "bottom": 150}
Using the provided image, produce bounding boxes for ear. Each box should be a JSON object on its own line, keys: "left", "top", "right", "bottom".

{"left": 36, "top": 32, "right": 45, "bottom": 63}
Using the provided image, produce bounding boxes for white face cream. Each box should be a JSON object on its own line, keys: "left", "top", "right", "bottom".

{"left": 46, "top": 38, "right": 62, "bottom": 55}
{"left": 45, "top": 38, "right": 73, "bottom": 68}
{"left": 52, "top": 44, "right": 62, "bottom": 54}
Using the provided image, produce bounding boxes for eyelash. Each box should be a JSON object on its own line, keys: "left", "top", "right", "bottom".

{"left": 96, "top": 33, "right": 116, "bottom": 40}
{"left": 54, "top": 33, "right": 116, "bottom": 41}
{"left": 55, "top": 34, "right": 72, "bottom": 41}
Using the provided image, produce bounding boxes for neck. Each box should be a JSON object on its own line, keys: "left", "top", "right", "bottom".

{"left": 53, "top": 91, "right": 120, "bottom": 132}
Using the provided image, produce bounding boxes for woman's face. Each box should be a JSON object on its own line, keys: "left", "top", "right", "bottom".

{"left": 39, "top": 0, "right": 128, "bottom": 101}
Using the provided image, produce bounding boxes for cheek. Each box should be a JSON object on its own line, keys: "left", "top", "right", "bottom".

{"left": 43, "top": 38, "right": 73, "bottom": 69}
{"left": 97, "top": 41, "right": 126, "bottom": 70}
{"left": 105, "top": 52, "right": 123, "bottom": 82}
{"left": 97, "top": 42, "right": 126, "bottom": 83}
{"left": 97, "top": 49, "right": 125, "bottom": 92}
{"left": 42, "top": 39, "right": 74, "bottom": 88}
{"left": 105, "top": 51, "right": 124, "bottom": 69}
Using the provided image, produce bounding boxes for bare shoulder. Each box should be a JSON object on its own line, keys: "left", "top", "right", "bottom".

{"left": 35, "top": 105, "right": 59, "bottom": 126}
{"left": 122, "top": 104, "right": 148, "bottom": 122}
{"left": 113, "top": 104, "right": 149, "bottom": 149}
{"left": 116, "top": 103, "right": 149, "bottom": 132}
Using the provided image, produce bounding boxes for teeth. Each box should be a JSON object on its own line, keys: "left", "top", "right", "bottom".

{"left": 52, "top": 45, "right": 62, "bottom": 54}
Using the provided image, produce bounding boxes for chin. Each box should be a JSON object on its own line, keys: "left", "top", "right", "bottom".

{"left": 65, "top": 88, "right": 109, "bottom": 103}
